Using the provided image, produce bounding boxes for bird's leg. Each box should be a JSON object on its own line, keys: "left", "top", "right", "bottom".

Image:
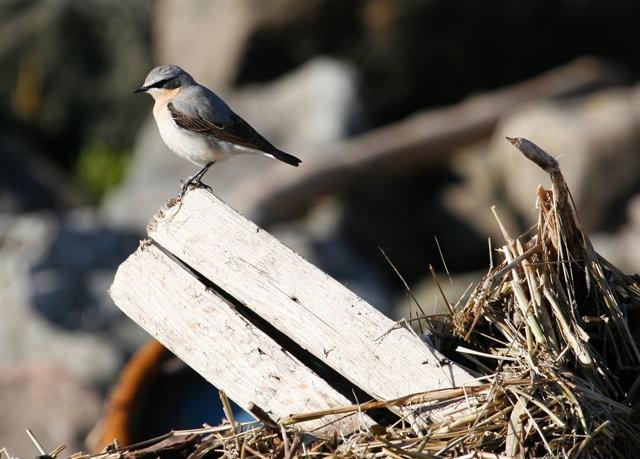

{"left": 189, "top": 162, "right": 214, "bottom": 188}
{"left": 180, "top": 162, "right": 214, "bottom": 197}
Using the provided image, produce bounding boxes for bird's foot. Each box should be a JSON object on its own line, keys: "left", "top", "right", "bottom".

{"left": 193, "top": 178, "right": 213, "bottom": 193}
{"left": 179, "top": 177, "right": 212, "bottom": 198}
{"left": 178, "top": 162, "right": 215, "bottom": 198}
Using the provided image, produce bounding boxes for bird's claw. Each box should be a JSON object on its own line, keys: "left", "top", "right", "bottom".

{"left": 179, "top": 178, "right": 212, "bottom": 198}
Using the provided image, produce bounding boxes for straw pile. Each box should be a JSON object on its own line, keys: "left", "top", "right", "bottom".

{"left": 14, "top": 138, "right": 639, "bottom": 459}
{"left": 442, "top": 137, "right": 640, "bottom": 457}
{"left": 266, "top": 137, "right": 640, "bottom": 457}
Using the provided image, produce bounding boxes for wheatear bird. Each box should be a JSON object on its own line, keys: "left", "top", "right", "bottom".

{"left": 132, "top": 65, "right": 301, "bottom": 195}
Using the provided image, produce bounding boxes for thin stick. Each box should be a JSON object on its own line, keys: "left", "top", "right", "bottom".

{"left": 220, "top": 390, "right": 239, "bottom": 450}
{"left": 26, "top": 430, "right": 47, "bottom": 456}
{"left": 242, "top": 444, "right": 271, "bottom": 459}
{"left": 379, "top": 247, "right": 426, "bottom": 317}
{"left": 281, "top": 425, "right": 290, "bottom": 459}
{"left": 434, "top": 236, "right": 461, "bottom": 304}
{"left": 247, "top": 402, "right": 279, "bottom": 430}
{"left": 49, "top": 445, "right": 67, "bottom": 459}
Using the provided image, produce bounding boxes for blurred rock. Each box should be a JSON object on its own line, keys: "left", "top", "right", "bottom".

{"left": 29, "top": 208, "right": 140, "bottom": 333}
{"left": 440, "top": 140, "right": 505, "bottom": 245}
{"left": 103, "top": 57, "right": 363, "bottom": 231}
{"left": 154, "top": 0, "right": 248, "bottom": 86}
{"left": 234, "top": 57, "right": 365, "bottom": 153}
{"left": 0, "top": 210, "right": 145, "bottom": 384}
{"left": 0, "top": 362, "right": 102, "bottom": 459}
{"left": 338, "top": 168, "right": 490, "bottom": 287}
{"left": 598, "top": 194, "right": 640, "bottom": 273}
{"left": 618, "top": 195, "right": 640, "bottom": 274}
{"left": 491, "top": 86, "right": 640, "bottom": 233}
{"left": 154, "top": 0, "right": 326, "bottom": 88}
{"left": 443, "top": 85, "right": 640, "bottom": 249}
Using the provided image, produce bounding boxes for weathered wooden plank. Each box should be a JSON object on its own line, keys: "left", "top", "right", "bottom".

{"left": 148, "top": 189, "right": 476, "bottom": 405}
{"left": 110, "top": 242, "right": 372, "bottom": 433}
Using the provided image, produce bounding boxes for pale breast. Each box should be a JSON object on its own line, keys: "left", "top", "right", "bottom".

{"left": 152, "top": 100, "right": 229, "bottom": 167}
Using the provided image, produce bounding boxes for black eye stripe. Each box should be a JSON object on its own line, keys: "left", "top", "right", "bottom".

{"left": 148, "top": 77, "right": 181, "bottom": 90}
{"left": 146, "top": 80, "right": 165, "bottom": 89}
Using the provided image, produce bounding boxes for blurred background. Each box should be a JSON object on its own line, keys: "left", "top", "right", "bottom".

{"left": 3, "top": 0, "right": 640, "bottom": 455}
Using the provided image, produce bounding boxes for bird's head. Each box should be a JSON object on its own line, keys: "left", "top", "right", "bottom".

{"left": 132, "top": 65, "right": 195, "bottom": 99}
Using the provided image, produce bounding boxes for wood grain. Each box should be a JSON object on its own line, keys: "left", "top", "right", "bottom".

{"left": 110, "top": 242, "right": 372, "bottom": 434}
{"left": 147, "top": 190, "right": 477, "bottom": 406}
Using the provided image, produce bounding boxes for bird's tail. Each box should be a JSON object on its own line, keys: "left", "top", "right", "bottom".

{"left": 270, "top": 149, "right": 301, "bottom": 167}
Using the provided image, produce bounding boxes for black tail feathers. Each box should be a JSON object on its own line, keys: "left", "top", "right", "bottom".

{"left": 273, "top": 150, "right": 301, "bottom": 167}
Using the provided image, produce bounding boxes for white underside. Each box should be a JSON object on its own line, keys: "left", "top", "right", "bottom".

{"left": 153, "top": 101, "right": 272, "bottom": 167}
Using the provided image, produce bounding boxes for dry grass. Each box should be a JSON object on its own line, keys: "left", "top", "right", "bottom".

{"left": 9, "top": 137, "right": 639, "bottom": 459}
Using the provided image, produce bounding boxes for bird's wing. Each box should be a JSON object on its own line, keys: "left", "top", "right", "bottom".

{"left": 167, "top": 102, "right": 282, "bottom": 155}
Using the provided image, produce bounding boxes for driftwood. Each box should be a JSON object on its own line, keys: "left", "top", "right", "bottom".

{"left": 230, "top": 57, "right": 627, "bottom": 224}
{"left": 109, "top": 189, "right": 477, "bottom": 436}
{"left": 110, "top": 239, "right": 370, "bottom": 434}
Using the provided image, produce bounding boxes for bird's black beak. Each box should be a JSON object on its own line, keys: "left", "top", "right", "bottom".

{"left": 131, "top": 86, "right": 148, "bottom": 94}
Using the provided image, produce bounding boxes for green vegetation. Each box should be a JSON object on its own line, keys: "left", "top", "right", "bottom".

{"left": 75, "top": 142, "right": 130, "bottom": 201}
